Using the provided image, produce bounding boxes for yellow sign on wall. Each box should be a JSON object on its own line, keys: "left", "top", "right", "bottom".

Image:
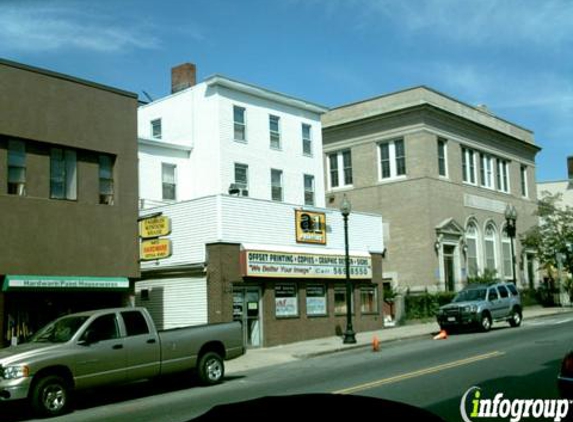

{"left": 139, "top": 216, "right": 171, "bottom": 238}
{"left": 140, "top": 239, "right": 172, "bottom": 261}
{"left": 295, "top": 210, "right": 326, "bottom": 244}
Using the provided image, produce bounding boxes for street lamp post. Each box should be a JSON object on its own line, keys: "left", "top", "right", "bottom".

{"left": 504, "top": 204, "right": 518, "bottom": 284}
{"left": 340, "top": 195, "right": 356, "bottom": 344}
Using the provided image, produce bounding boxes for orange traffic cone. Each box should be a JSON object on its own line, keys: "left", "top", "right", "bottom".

{"left": 433, "top": 329, "right": 448, "bottom": 340}
{"left": 372, "top": 335, "right": 380, "bottom": 352}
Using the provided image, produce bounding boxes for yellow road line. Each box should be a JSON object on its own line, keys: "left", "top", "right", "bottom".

{"left": 333, "top": 350, "right": 505, "bottom": 395}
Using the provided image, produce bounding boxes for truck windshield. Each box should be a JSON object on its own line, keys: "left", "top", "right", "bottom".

{"left": 452, "top": 288, "right": 487, "bottom": 303}
{"left": 30, "top": 316, "right": 89, "bottom": 343}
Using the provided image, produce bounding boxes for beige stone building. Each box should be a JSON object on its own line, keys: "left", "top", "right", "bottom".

{"left": 322, "top": 87, "right": 541, "bottom": 293}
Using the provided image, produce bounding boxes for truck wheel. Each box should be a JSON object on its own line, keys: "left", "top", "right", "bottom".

{"left": 30, "top": 375, "right": 72, "bottom": 417}
{"left": 198, "top": 352, "right": 224, "bottom": 386}
{"left": 509, "top": 308, "right": 522, "bottom": 327}
{"left": 480, "top": 312, "right": 492, "bottom": 332}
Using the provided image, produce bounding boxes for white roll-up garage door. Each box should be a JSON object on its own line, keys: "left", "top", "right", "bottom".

{"left": 135, "top": 277, "right": 207, "bottom": 330}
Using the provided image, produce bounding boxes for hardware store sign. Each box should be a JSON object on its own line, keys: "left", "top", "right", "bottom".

{"left": 242, "top": 250, "right": 372, "bottom": 279}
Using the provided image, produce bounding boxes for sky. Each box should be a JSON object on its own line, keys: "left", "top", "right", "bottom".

{"left": 1, "top": 0, "right": 571, "bottom": 182}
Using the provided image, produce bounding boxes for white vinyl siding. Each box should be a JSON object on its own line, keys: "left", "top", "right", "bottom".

{"left": 135, "top": 277, "right": 207, "bottom": 330}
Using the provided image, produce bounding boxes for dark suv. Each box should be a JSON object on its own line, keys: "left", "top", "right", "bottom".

{"left": 436, "top": 282, "right": 522, "bottom": 332}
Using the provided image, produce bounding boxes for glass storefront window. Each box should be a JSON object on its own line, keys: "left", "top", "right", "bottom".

{"left": 334, "top": 284, "right": 354, "bottom": 315}
{"left": 306, "top": 284, "right": 327, "bottom": 316}
{"left": 360, "top": 285, "right": 378, "bottom": 314}
{"left": 275, "top": 284, "right": 298, "bottom": 317}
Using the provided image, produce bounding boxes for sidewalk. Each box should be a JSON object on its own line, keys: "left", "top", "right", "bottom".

{"left": 226, "top": 306, "right": 573, "bottom": 374}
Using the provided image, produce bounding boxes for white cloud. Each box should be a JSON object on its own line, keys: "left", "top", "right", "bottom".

{"left": 0, "top": 2, "right": 160, "bottom": 53}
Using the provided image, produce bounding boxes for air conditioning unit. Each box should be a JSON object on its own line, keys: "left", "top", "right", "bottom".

{"left": 100, "top": 194, "right": 114, "bottom": 205}
{"left": 241, "top": 189, "right": 249, "bottom": 197}
{"left": 228, "top": 183, "right": 241, "bottom": 195}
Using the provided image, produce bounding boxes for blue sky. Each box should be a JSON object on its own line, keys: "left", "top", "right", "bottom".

{"left": 1, "top": 0, "right": 571, "bottom": 182}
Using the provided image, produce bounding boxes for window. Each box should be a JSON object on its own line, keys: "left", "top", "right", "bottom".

{"left": 233, "top": 106, "right": 246, "bottom": 141}
{"left": 488, "top": 288, "right": 499, "bottom": 301}
{"left": 50, "top": 148, "right": 77, "bottom": 200}
{"left": 275, "top": 284, "right": 298, "bottom": 317}
{"left": 480, "top": 153, "right": 494, "bottom": 189}
{"left": 121, "top": 311, "right": 150, "bottom": 336}
{"left": 334, "top": 285, "right": 354, "bottom": 315}
{"left": 484, "top": 224, "right": 497, "bottom": 271}
{"left": 234, "top": 163, "right": 249, "bottom": 196}
{"left": 306, "top": 284, "right": 327, "bottom": 316}
{"left": 327, "top": 150, "right": 352, "bottom": 189}
{"left": 437, "top": 138, "right": 447, "bottom": 177}
{"left": 271, "top": 169, "right": 283, "bottom": 201}
{"left": 162, "top": 163, "right": 176, "bottom": 201}
{"left": 497, "top": 159, "right": 510, "bottom": 193}
{"left": 151, "top": 119, "right": 162, "bottom": 139}
{"left": 360, "top": 286, "right": 378, "bottom": 313}
{"left": 304, "top": 174, "right": 315, "bottom": 206}
{"left": 302, "top": 124, "right": 312, "bottom": 156}
{"left": 379, "top": 139, "right": 406, "bottom": 180}
{"left": 7, "top": 140, "right": 26, "bottom": 196}
{"left": 520, "top": 165, "right": 528, "bottom": 197}
{"left": 269, "top": 115, "right": 281, "bottom": 149}
{"left": 81, "top": 314, "right": 119, "bottom": 343}
{"left": 462, "top": 147, "right": 477, "bottom": 184}
{"left": 99, "top": 154, "right": 114, "bottom": 205}
{"left": 466, "top": 223, "right": 480, "bottom": 277}
{"left": 498, "top": 285, "right": 509, "bottom": 299}
{"left": 502, "top": 229, "right": 513, "bottom": 279}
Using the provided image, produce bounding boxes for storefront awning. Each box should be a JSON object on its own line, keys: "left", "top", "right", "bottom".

{"left": 3, "top": 275, "right": 130, "bottom": 292}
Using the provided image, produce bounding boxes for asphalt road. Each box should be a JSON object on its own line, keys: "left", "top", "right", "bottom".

{"left": 3, "top": 314, "right": 573, "bottom": 422}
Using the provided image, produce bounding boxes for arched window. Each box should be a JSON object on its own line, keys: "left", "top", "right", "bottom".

{"left": 466, "top": 222, "right": 480, "bottom": 277}
{"left": 501, "top": 226, "right": 513, "bottom": 279}
{"left": 484, "top": 223, "right": 498, "bottom": 272}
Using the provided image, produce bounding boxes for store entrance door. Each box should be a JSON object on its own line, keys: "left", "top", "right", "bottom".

{"left": 233, "top": 287, "right": 262, "bottom": 348}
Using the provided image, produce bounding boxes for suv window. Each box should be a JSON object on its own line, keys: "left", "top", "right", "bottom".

{"left": 453, "top": 288, "right": 487, "bottom": 302}
{"left": 121, "top": 311, "right": 150, "bottom": 336}
{"left": 507, "top": 284, "right": 519, "bottom": 296}
{"left": 488, "top": 288, "right": 499, "bottom": 301}
{"left": 498, "top": 285, "right": 509, "bottom": 299}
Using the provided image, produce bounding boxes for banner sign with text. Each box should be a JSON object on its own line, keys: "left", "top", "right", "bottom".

{"left": 241, "top": 250, "right": 372, "bottom": 279}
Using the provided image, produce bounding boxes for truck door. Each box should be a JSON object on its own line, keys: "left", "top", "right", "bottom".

{"left": 73, "top": 313, "right": 126, "bottom": 389}
{"left": 120, "top": 310, "right": 161, "bottom": 381}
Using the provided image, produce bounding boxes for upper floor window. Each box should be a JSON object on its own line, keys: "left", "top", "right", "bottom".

{"left": 520, "top": 165, "right": 528, "bottom": 198}
{"left": 234, "top": 163, "right": 249, "bottom": 196}
{"left": 151, "top": 119, "right": 162, "bottom": 139}
{"left": 328, "top": 150, "right": 352, "bottom": 189}
{"left": 7, "top": 139, "right": 26, "bottom": 196}
{"left": 480, "top": 153, "right": 494, "bottom": 189}
{"left": 304, "top": 174, "right": 315, "bottom": 206}
{"left": 233, "top": 106, "right": 246, "bottom": 142}
{"left": 462, "top": 147, "right": 477, "bottom": 185}
{"left": 50, "top": 148, "right": 77, "bottom": 200}
{"left": 496, "top": 159, "right": 510, "bottom": 193}
{"left": 302, "top": 124, "right": 312, "bottom": 156}
{"left": 271, "top": 169, "right": 283, "bottom": 201}
{"left": 99, "top": 154, "right": 114, "bottom": 205}
{"left": 379, "top": 139, "right": 406, "bottom": 180}
{"left": 269, "top": 115, "right": 281, "bottom": 149}
{"left": 437, "top": 138, "right": 447, "bottom": 177}
{"left": 161, "top": 163, "right": 176, "bottom": 201}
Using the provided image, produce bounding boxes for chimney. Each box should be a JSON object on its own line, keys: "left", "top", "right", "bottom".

{"left": 171, "top": 63, "right": 196, "bottom": 94}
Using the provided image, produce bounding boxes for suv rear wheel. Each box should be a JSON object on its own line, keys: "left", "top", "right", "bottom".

{"left": 509, "top": 307, "right": 522, "bottom": 327}
{"left": 480, "top": 312, "right": 492, "bottom": 332}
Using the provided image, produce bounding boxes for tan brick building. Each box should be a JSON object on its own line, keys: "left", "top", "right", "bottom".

{"left": 322, "top": 87, "right": 541, "bottom": 294}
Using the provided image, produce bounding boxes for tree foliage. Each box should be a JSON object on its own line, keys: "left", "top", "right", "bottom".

{"left": 521, "top": 192, "right": 573, "bottom": 278}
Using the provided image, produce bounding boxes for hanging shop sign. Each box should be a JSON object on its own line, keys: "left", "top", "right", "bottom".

{"left": 3, "top": 275, "right": 130, "bottom": 291}
{"left": 140, "top": 239, "right": 172, "bottom": 261}
{"left": 295, "top": 210, "right": 327, "bottom": 244}
{"left": 139, "top": 216, "right": 171, "bottom": 238}
{"left": 241, "top": 250, "right": 372, "bottom": 279}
